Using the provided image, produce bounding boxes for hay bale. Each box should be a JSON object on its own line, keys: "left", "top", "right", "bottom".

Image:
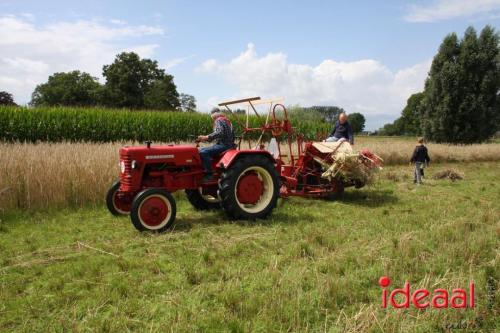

{"left": 313, "top": 141, "right": 382, "bottom": 184}
{"left": 432, "top": 169, "right": 464, "bottom": 181}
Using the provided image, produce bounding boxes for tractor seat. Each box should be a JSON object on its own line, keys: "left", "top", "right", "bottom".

{"left": 217, "top": 145, "right": 237, "bottom": 157}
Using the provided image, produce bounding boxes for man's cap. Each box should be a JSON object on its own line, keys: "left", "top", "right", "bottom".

{"left": 211, "top": 107, "right": 222, "bottom": 115}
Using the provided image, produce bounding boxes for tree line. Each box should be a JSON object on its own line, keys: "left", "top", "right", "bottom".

{"left": 288, "top": 105, "right": 366, "bottom": 133}
{"left": 3, "top": 52, "right": 197, "bottom": 112}
{"left": 2, "top": 50, "right": 367, "bottom": 132}
{"left": 379, "top": 25, "right": 499, "bottom": 143}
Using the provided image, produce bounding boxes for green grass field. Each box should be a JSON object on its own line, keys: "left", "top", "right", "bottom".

{"left": 0, "top": 162, "right": 498, "bottom": 332}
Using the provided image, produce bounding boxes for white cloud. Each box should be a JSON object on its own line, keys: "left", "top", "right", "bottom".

{"left": 109, "top": 19, "right": 126, "bottom": 25}
{"left": 404, "top": 0, "right": 500, "bottom": 22}
{"left": 0, "top": 15, "right": 164, "bottom": 104}
{"left": 198, "top": 43, "right": 431, "bottom": 118}
{"left": 122, "top": 44, "right": 159, "bottom": 58}
{"left": 164, "top": 55, "right": 195, "bottom": 70}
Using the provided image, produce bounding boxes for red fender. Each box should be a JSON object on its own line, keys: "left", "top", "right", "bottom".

{"left": 216, "top": 149, "right": 276, "bottom": 169}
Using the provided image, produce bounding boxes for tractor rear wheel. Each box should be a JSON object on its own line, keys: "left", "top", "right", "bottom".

{"left": 219, "top": 155, "right": 279, "bottom": 220}
{"left": 130, "top": 189, "right": 176, "bottom": 232}
{"left": 106, "top": 181, "right": 131, "bottom": 216}
{"left": 185, "top": 188, "right": 221, "bottom": 210}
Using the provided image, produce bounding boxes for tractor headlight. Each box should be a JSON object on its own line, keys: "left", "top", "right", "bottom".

{"left": 131, "top": 160, "right": 138, "bottom": 170}
{"left": 120, "top": 161, "right": 126, "bottom": 173}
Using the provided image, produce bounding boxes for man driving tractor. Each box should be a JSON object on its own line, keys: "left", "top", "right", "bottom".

{"left": 197, "top": 108, "right": 235, "bottom": 182}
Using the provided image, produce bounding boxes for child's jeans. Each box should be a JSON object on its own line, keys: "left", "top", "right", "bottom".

{"left": 414, "top": 162, "right": 423, "bottom": 184}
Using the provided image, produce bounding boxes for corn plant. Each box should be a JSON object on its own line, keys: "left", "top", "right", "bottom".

{"left": 0, "top": 106, "right": 331, "bottom": 143}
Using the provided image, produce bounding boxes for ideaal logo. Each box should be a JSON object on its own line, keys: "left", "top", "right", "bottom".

{"left": 379, "top": 276, "right": 475, "bottom": 309}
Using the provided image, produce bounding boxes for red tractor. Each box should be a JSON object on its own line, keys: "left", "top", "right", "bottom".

{"left": 106, "top": 97, "right": 382, "bottom": 232}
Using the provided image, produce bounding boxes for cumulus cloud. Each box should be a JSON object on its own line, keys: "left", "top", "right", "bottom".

{"left": 164, "top": 55, "right": 195, "bottom": 70}
{"left": 404, "top": 0, "right": 500, "bottom": 22}
{"left": 198, "top": 43, "right": 431, "bottom": 119}
{"left": 0, "top": 15, "right": 164, "bottom": 104}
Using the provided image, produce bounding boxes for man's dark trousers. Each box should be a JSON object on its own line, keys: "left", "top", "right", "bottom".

{"left": 200, "top": 143, "right": 233, "bottom": 173}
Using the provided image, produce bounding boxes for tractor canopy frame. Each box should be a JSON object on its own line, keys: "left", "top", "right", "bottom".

{"left": 217, "top": 96, "right": 302, "bottom": 170}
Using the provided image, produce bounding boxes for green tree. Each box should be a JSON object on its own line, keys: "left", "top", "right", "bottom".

{"left": 102, "top": 52, "right": 180, "bottom": 109}
{"left": 30, "top": 71, "right": 101, "bottom": 107}
{"left": 399, "top": 92, "right": 425, "bottom": 135}
{"left": 0, "top": 91, "right": 16, "bottom": 106}
{"left": 288, "top": 105, "right": 345, "bottom": 123}
{"left": 144, "top": 76, "right": 180, "bottom": 110}
{"left": 306, "top": 106, "right": 345, "bottom": 123}
{"left": 378, "top": 118, "right": 405, "bottom": 136}
{"left": 421, "top": 32, "right": 461, "bottom": 142}
{"left": 422, "top": 26, "right": 499, "bottom": 143}
{"left": 347, "top": 112, "right": 366, "bottom": 133}
{"left": 179, "top": 93, "right": 197, "bottom": 112}
{"left": 477, "top": 26, "right": 500, "bottom": 139}
{"left": 288, "top": 105, "right": 324, "bottom": 122}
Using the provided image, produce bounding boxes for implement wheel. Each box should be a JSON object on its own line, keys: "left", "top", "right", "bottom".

{"left": 326, "top": 180, "right": 344, "bottom": 201}
{"left": 219, "top": 155, "right": 279, "bottom": 220}
{"left": 130, "top": 189, "right": 176, "bottom": 232}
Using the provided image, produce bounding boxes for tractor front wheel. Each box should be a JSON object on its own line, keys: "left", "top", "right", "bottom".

{"left": 106, "top": 181, "right": 131, "bottom": 216}
{"left": 219, "top": 155, "right": 279, "bottom": 220}
{"left": 130, "top": 189, "right": 176, "bottom": 232}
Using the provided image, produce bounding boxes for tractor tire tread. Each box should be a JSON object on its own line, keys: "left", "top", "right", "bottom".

{"left": 130, "top": 188, "right": 176, "bottom": 232}
{"left": 106, "top": 180, "right": 129, "bottom": 216}
{"left": 219, "top": 155, "right": 279, "bottom": 220}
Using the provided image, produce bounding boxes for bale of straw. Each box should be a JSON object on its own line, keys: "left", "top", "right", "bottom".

{"left": 432, "top": 169, "right": 464, "bottom": 181}
{"left": 316, "top": 142, "right": 382, "bottom": 184}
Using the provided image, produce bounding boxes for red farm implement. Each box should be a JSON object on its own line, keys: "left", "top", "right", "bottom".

{"left": 106, "top": 97, "right": 382, "bottom": 232}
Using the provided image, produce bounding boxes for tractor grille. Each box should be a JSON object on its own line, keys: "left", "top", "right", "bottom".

{"left": 119, "top": 152, "right": 133, "bottom": 188}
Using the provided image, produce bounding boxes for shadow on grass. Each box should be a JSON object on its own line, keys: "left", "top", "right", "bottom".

{"left": 340, "top": 188, "right": 398, "bottom": 207}
{"left": 172, "top": 205, "right": 317, "bottom": 231}
{"left": 150, "top": 186, "right": 400, "bottom": 232}
{"left": 170, "top": 190, "right": 395, "bottom": 231}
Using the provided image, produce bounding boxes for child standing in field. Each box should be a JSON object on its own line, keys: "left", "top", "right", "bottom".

{"left": 410, "top": 137, "right": 430, "bottom": 184}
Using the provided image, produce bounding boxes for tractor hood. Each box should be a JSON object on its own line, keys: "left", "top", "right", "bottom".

{"left": 120, "top": 144, "right": 200, "bottom": 164}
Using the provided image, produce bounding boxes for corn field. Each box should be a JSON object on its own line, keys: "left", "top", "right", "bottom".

{"left": 0, "top": 106, "right": 331, "bottom": 143}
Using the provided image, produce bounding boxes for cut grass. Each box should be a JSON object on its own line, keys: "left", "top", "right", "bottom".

{"left": 0, "top": 162, "right": 498, "bottom": 332}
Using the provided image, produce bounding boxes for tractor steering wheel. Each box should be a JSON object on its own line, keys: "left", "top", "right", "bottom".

{"left": 189, "top": 135, "right": 201, "bottom": 148}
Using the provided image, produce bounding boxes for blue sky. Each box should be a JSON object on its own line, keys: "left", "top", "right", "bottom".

{"left": 1, "top": 0, "right": 499, "bottom": 129}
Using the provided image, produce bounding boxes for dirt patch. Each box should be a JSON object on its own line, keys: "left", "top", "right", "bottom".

{"left": 432, "top": 169, "right": 464, "bottom": 181}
